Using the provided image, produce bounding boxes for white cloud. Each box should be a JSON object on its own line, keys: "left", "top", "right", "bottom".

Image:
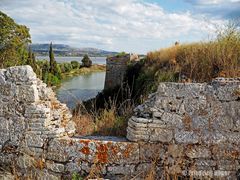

{"left": 185, "top": 0, "right": 240, "bottom": 20}
{"left": 0, "top": 0, "right": 225, "bottom": 53}
{"left": 185, "top": 0, "right": 240, "bottom": 5}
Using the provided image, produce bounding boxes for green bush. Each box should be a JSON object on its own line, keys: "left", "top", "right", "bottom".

{"left": 72, "top": 172, "right": 83, "bottom": 180}
{"left": 59, "top": 63, "right": 73, "bottom": 73}
{"left": 42, "top": 72, "right": 60, "bottom": 86}
{"left": 116, "top": 51, "right": 127, "bottom": 57}
{"left": 71, "top": 61, "right": 80, "bottom": 69}
{"left": 81, "top": 54, "right": 92, "bottom": 67}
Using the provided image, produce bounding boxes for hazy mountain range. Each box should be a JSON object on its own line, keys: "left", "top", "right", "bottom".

{"left": 30, "top": 44, "right": 118, "bottom": 57}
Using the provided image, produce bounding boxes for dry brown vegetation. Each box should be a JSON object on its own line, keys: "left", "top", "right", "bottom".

{"left": 73, "top": 93, "right": 134, "bottom": 137}
{"left": 146, "top": 23, "right": 240, "bottom": 82}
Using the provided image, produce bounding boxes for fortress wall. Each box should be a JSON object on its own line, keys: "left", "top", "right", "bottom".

{"left": 127, "top": 77, "right": 240, "bottom": 178}
{"left": 0, "top": 66, "right": 239, "bottom": 179}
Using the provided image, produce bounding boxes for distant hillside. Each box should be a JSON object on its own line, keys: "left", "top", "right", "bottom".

{"left": 30, "top": 44, "right": 118, "bottom": 57}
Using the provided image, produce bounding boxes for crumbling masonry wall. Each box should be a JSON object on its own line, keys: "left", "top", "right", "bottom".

{"left": 0, "top": 66, "right": 239, "bottom": 179}
{"left": 128, "top": 77, "right": 240, "bottom": 178}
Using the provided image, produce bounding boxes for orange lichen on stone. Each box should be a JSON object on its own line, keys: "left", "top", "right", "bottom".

{"left": 80, "top": 146, "right": 90, "bottom": 155}
{"left": 79, "top": 140, "right": 90, "bottom": 155}
{"left": 79, "top": 139, "right": 90, "bottom": 145}
{"left": 111, "top": 145, "right": 119, "bottom": 155}
{"left": 123, "top": 144, "right": 133, "bottom": 158}
{"left": 96, "top": 143, "right": 109, "bottom": 163}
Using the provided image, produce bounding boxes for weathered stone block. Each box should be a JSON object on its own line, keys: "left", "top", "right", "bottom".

{"left": 128, "top": 118, "right": 148, "bottom": 128}
{"left": 25, "top": 104, "right": 50, "bottom": 118}
{"left": 65, "top": 162, "right": 81, "bottom": 173}
{"left": 107, "top": 164, "right": 135, "bottom": 175}
{"left": 127, "top": 127, "right": 150, "bottom": 136}
{"left": 217, "top": 160, "right": 239, "bottom": 171}
{"left": 186, "top": 146, "right": 211, "bottom": 159}
{"left": 160, "top": 112, "right": 183, "bottom": 129}
{"left": 25, "top": 132, "right": 47, "bottom": 148}
{"left": 16, "top": 154, "right": 35, "bottom": 169}
{"left": 22, "top": 146, "right": 44, "bottom": 157}
{"left": 175, "top": 131, "right": 199, "bottom": 144}
{"left": 0, "top": 84, "right": 12, "bottom": 96}
{"left": 139, "top": 143, "right": 165, "bottom": 162}
{"left": 47, "top": 138, "right": 77, "bottom": 162}
{"left": 214, "top": 84, "right": 240, "bottom": 101}
{"left": 149, "top": 128, "right": 173, "bottom": 143}
{"left": 46, "top": 161, "right": 65, "bottom": 173}
{"left": 131, "top": 117, "right": 153, "bottom": 123}
{"left": 157, "top": 83, "right": 206, "bottom": 98}
{"left": 10, "top": 117, "right": 26, "bottom": 146}
{"left": 0, "top": 117, "right": 10, "bottom": 145}
{"left": 127, "top": 132, "right": 149, "bottom": 142}
{"left": 220, "top": 101, "right": 240, "bottom": 132}
{"left": 0, "top": 131, "right": 10, "bottom": 145}
{"left": 5, "top": 65, "right": 37, "bottom": 84}
{"left": 17, "top": 85, "right": 39, "bottom": 103}
{"left": 202, "top": 131, "right": 228, "bottom": 145}
{"left": 192, "top": 116, "right": 209, "bottom": 130}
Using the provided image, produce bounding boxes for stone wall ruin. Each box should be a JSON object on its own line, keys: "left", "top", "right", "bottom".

{"left": 0, "top": 66, "right": 239, "bottom": 179}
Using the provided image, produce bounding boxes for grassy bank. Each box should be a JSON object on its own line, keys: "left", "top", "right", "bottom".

{"left": 146, "top": 24, "right": 240, "bottom": 83}
{"left": 61, "top": 64, "right": 106, "bottom": 78}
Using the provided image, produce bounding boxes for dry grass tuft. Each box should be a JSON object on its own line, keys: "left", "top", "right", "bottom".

{"left": 73, "top": 90, "right": 134, "bottom": 137}
{"left": 72, "top": 114, "right": 95, "bottom": 136}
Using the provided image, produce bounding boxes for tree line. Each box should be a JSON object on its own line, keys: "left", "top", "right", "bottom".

{"left": 0, "top": 11, "right": 92, "bottom": 86}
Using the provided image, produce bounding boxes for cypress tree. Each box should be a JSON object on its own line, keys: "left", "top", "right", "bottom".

{"left": 49, "top": 42, "right": 55, "bottom": 74}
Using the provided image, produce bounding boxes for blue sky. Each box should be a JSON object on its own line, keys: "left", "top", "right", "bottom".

{"left": 0, "top": 0, "right": 239, "bottom": 53}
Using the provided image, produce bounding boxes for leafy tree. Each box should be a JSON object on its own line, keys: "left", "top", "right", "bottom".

{"left": 0, "top": 11, "right": 31, "bottom": 68}
{"left": 81, "top": 54, "right": 92, "bottom": 67}
{"left": 71, "top": 61, "right": 80, "bottom": 69}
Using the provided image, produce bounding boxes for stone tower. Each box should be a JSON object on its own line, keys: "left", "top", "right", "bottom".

{"left": 104, "top": 54, "right": 130, "bottom": 90}
{"left": 104, "top": 53, "right": 139, "bottom": 90}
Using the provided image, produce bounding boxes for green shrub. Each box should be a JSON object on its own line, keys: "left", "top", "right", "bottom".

{"left": 71, "top": 61, "right": 80, "bottom": 69}
{"left": 72, "top": 172, "right": 83, "bottom": 180}
{"left": 81, "top": 54, "right": 92, "bottom": 67}
{"left": 116, "top": 51, "right": 127, "bottom": 57}
{"left": 60, "top": 63, "right": 73, "bottom": 73}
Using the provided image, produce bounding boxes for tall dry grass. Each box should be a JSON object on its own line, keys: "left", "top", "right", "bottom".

{"left": 146, "top": 24, "right": 240, "bottom": 82}
{"left": 73, "top": 85, "right": 134, "bottom": 137}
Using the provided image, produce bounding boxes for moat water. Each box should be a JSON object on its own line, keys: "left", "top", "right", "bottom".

{"left": 55, "top": 71, "right": 106, "bottom": 109}
{"left": 37, "top": 56, "right": 107, "bottom": 109}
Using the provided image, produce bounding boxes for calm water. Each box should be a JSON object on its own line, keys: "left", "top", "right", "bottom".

{"left": 55, "top": 71, "right": 106, "bottom": 109}
{"left": 37, "top": 56, "right": 106, "bottom": 109}
{"left": 37, "top": 56, "right": 106, "bottom": 65}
